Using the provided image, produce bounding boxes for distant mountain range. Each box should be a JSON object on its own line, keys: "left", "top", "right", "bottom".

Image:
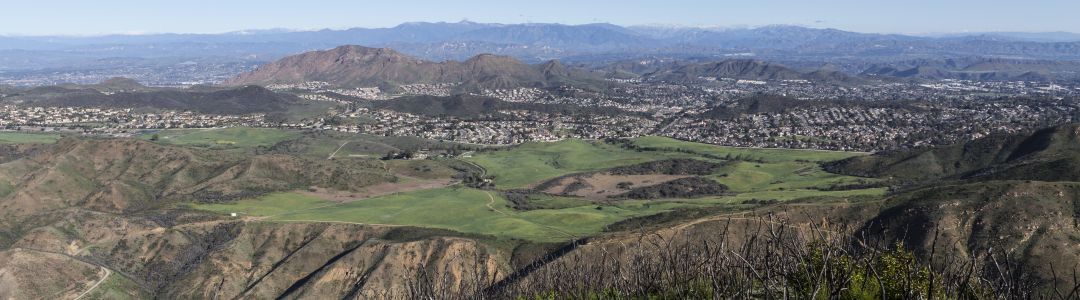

{"left": 929, "top": 31, "right": 1080, "bottom": 43}
{"left": 4, "top": 22, "right": 1080, "bottom": 73}
{"left": 229, "top": 44, "right": 887, "bottom": 90}
{"left": 860, "top": 57, "right": 1080, "bottom": 81}
{"left": 233, "top": 44, "right": 1080, "bottom": 90}
{"left": 638, "top": 59, "right": 864, "bottom": 84}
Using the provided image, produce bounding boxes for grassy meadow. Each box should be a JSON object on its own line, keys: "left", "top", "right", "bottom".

{"left": 465, "top": 139, "right": 695, "bottom": 188}
{"left": 193, "top": 186, "right": 883, "bottom": 243}
{"left": 0, "top": 132, "right": 63, "bottom": 144}
{"left": 192, "top": 192, "right": 335, "bottom": 217}
{"left": 188, "top": 133, "right": 884, "bottom": 243}
{"left": 711, "top": 161, "right": 878, "bottom": 193}
{"left": 197, "top": 187, "right": 650, "bottom": 242}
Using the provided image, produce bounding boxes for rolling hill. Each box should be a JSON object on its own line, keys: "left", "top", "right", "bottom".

{"left": 225, "top": 45, "right": 606, "bottom": 92}
{"left": 824, "top": 123, "right": 1080, "bottom": 182}
{"left": 807, "top": 123, "right": 1080, "bottom": 290}
{"left": 863, "top": 180, "right": 1080, "bottom": 291}
{"left": 861, "top": 57, "right": 1080, "bottom": 81}
{"left": 0, "top": 128, "right": 1077, "bottom": 297}
{"left": 698, "top": 94, "right": 822, "bottom": 119}
{"left": 0, "top": 137, "right": 394, "bottom": 240}
{"left": 0, "top": 82, "right": 332, "bottom": 121}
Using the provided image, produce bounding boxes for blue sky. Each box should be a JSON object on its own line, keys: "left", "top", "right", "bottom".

{"left": 3, "top": 0, "right": 1077, "bottom": 35}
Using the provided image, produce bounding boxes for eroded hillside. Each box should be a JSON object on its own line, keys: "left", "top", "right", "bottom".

{"left": 1, "top": 126, "right": 1078, "bottom": 298}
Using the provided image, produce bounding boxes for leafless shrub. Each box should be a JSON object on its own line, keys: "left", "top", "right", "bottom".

{"left": 398, "top": 216, "right": 1079, "bottom": 299}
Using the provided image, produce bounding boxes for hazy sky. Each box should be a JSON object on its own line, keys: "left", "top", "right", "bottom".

{"left": 3, "top": 0, "right": 1078, "bottom": 36}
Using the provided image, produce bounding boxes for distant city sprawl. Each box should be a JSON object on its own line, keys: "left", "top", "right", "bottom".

{"left": 3, "top": 78, "right": 1076, "bottom": 152}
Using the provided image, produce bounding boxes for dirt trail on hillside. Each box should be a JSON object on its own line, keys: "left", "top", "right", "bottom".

{"left": 483, "top": 191, "right": 577, "bottom": 239}
{"left": 74, "top": 267, "right": 111, "bottom": 300}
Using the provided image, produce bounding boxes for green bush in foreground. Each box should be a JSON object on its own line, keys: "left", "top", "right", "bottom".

{"left": 788, "top": 242, "right": 941, "bottom": 300}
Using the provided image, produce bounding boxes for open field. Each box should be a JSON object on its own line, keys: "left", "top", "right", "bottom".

{"left": 0, "top": 132, "right": 63, "bottom": 144}
{"left": 270, "top": 187, "right": 642, "bottom": 242}
{"left": 188, "top": 136, "right": 884, "bottom": 243}
{"left": 193, "top": 187, "right": 670, "bottom": 242}
{"left": 712, "top": 161, "right": 878, "bottom": 193}
{"left": 140, "top": 127, "right": 300, "bottom": 149}
{"left": 192, "top": 192, "right": 335, "bottom": 217}
{"left": 193, "top": 186, "right": 884, "bottom": 242}
{"left": 466, "top": 139, "right": 695, "bottom": 188}
{"left": 469, "top": 137, "right": 876, "bottom": 191}
{"left": 299, "top": 177, "right": 455, "bottom": 202}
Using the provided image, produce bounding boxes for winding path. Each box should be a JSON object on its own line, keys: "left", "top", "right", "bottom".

{"left": 327, "top": 141, "right": 349, "bottom": 160}
{"left": 7, "top": 247, "right": 114, "bottom": 300}
{"left": 73, "top": 267, "right": 111, "bottom": 300}
{"left": 456, "top": 158, "right": 486, "bottom": 178}
{"left": 483, "top": 191, "right": 502, "bottom": 213}
{"left": 482, "top": 191, "right": 577, "bottom": 239}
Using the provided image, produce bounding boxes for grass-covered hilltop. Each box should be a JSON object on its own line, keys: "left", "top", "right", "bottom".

{"left": 0, "top": 125, "right": 1077, "bottom": 299}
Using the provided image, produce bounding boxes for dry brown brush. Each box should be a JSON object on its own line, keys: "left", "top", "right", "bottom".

{"left": 400, "top": 216, "right": 1080, "bottom": 299}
